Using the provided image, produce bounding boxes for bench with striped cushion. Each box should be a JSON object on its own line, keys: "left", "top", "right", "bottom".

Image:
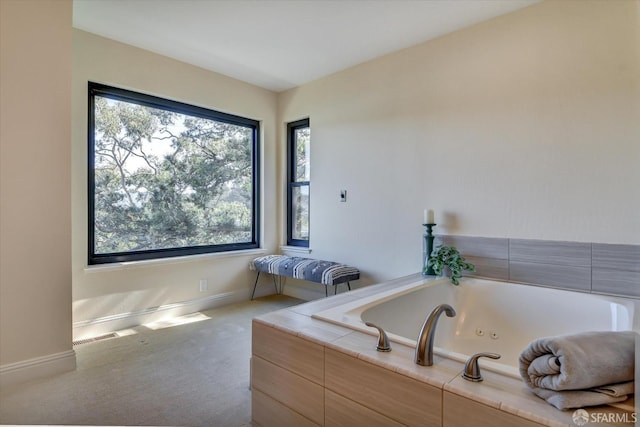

{"left": 250, "top": 255, "right": 360, "bottom": 299}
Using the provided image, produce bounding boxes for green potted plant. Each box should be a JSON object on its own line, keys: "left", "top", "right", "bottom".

{"left": 426, "top": 245, "right": 475, "bottom": 285}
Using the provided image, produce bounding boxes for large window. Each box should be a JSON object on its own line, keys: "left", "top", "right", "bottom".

{"left": 88, "top": 83, "right": 259, "bottom": 265}
{"left": 287, "top": 119, "right": 310, "bottom": 247}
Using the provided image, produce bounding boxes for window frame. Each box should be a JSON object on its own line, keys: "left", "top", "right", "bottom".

{"left": 87, "top": 82, "right": 260, "bottom": 265}
{"left": 286, "top": 118, "right": 310, "bottom": 247}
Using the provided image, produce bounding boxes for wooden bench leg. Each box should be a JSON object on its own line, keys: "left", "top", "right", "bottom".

{"left": 272, "top": 274, "right": 279, "bottom": 294}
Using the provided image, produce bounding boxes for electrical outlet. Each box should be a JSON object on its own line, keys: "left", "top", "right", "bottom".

{"left": 339, "top": 190, "right": 347, "bottom": 202}
{"left": 199, "top": 279, "right": 208, "bottom": 292}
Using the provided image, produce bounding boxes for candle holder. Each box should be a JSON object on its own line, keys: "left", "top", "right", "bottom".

{"left": 422, "top": 223, "right": 436, "bottom": 275}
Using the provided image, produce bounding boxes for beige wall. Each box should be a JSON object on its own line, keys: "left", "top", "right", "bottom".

{"left": 0, "top": 0, "right": 73, "bottom": 367}
{"left": 72, "top": 31, "right": 278, "bottom": 337}
{"left": 278, "top": 0, "right": 640, "bottom": 283}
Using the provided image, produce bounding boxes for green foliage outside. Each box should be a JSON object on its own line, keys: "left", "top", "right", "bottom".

{"left": 293, "top": 127, "right": 310, "bottom": 240}
{"left": 93, "top": 97, "right": 253, "bottom": 254}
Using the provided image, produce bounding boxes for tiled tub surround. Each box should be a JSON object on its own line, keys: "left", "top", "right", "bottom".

{"left": 437, "top": 236, "right": 640, "bottom": 298}
{"left": 251, "top": 275, "right": 637, "bottom": 427}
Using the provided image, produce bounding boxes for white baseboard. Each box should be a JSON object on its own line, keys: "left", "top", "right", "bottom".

{"left": 0, "top": 349, "right": 76, "bottom": 388}
{"left": 73, "top": 290, "right": 249, "bottom": 340}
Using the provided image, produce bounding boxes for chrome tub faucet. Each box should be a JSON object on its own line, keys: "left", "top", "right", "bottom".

{"left": 415, "top": 304, "right": 456, "bottom": 366}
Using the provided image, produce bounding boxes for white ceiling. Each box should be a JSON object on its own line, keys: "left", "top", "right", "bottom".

{"left": 73, "top": 0, "right": 539, "bottom": 92}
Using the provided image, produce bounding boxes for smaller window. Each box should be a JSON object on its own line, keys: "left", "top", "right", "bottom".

{"left": 287, "top": 119, "right": 310, "bottom": 247}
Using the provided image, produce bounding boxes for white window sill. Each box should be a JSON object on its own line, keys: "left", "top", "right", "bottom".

{"left": 84, "top": 248, "right": 267, "bottom": 273}
{"left": 279, "top": 245, "right": 312, "bottom": 255}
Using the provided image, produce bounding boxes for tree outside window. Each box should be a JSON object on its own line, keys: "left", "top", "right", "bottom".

{"left": 88, "top": 83, "right": 259, "bottom": 264}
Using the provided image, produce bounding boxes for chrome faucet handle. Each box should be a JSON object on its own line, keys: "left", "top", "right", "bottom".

{"left": 462, "top": 352, "right": 501, "bottom": 382}
{"left": 364, "top": 322, "right": 391, "bottom": 352}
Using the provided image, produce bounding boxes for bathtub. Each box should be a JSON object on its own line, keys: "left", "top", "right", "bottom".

{"left": 312, "top": 276, "right": 637, "bottom": 379}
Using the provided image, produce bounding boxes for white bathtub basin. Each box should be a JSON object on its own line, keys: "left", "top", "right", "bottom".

{"left": 313, "top": 276, "right": 637, "bottom": 379}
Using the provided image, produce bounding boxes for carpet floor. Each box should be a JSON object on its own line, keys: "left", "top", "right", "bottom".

{"left": 0, "top": 295, "right": 302, "bottom": 427}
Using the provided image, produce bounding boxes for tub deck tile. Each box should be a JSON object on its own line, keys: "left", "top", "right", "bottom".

{"left": 295, "top": 321, "right": 356, "bottom": 346}
{"left": 326, "top": 331, "right": 462, "bottom": 389}
{"left": 254, "top": 309, "right": 354, "bottom": 345}
{"left": 289, "top": 274, "right": 427, "bottom": 316}
{"left": 446, "top": 372, "right": 636, "bottom": 427}
{"left": 254, "top": 309, "right": 316, "bottom": 335}
{"left": 289, "top": 293, "right": 363, "bottom": 316}
{"left": 446, "top": 373, "right": 567, "bottom": 426}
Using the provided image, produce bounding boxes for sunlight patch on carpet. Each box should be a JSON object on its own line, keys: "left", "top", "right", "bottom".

{"left": 143, "top": 312, "right": 211, "bottom": 330}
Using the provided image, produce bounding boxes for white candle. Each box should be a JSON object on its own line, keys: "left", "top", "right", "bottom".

{"left": 423, "top": 209, "right": 428, "bottom": 223}
{"left": 427, "top": 209, "right": 435, "bottom": 224}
